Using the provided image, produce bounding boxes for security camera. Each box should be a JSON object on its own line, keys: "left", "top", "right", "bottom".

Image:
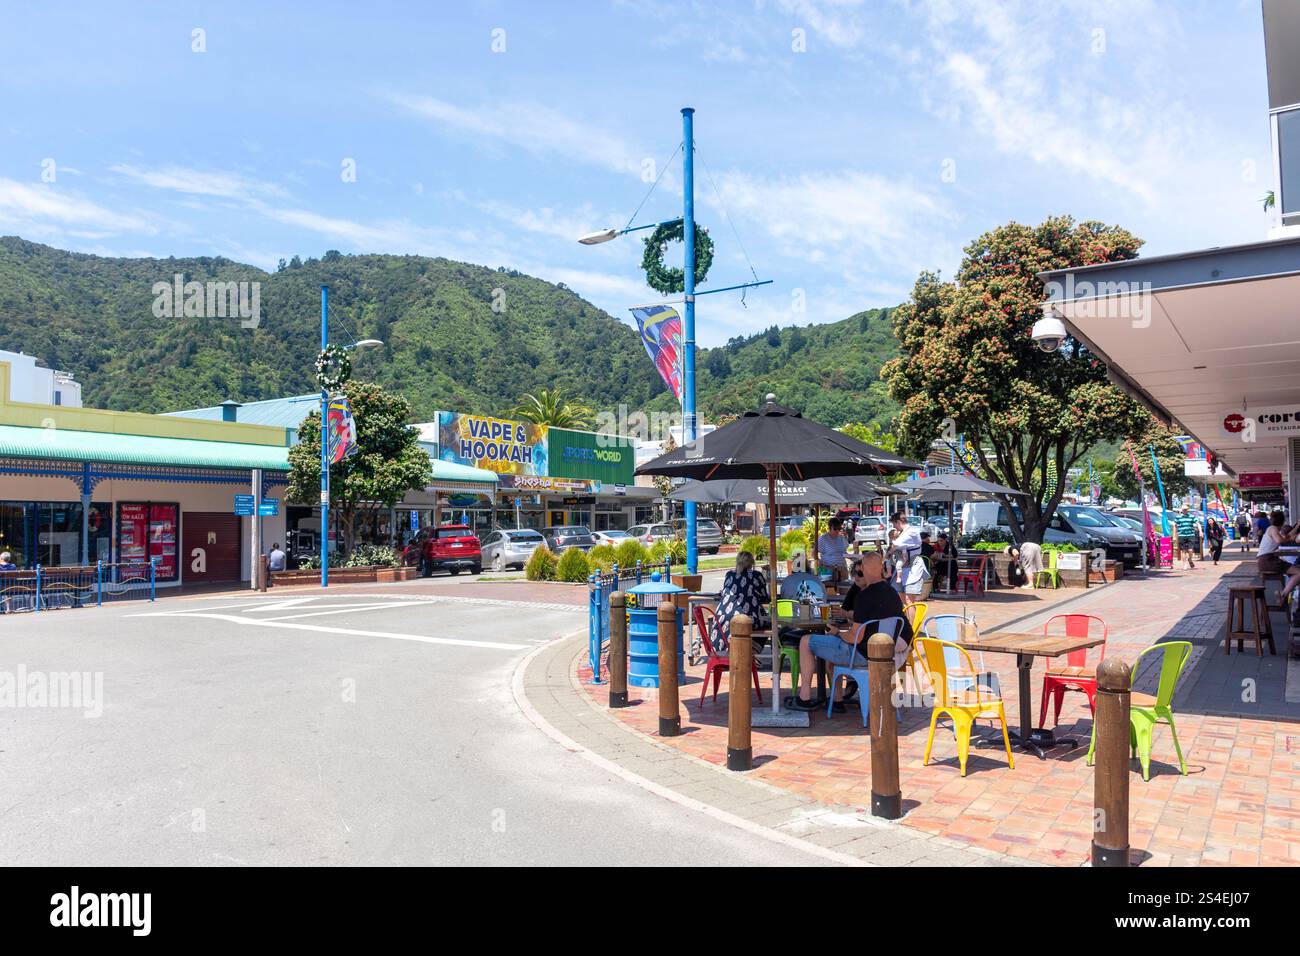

{"left": 1031, "top": 311, "right": 1067, "bottom": 353}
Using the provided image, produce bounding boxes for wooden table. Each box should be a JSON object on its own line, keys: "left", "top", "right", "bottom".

{"left": 955, "top": 629, "right": 1105, "bottom": 758}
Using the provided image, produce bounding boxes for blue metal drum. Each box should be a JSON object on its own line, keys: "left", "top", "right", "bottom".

{"left": 626, "top": 574, "right": 686, "bottom": 688}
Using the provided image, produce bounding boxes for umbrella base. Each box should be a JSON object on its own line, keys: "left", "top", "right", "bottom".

{"left": 752, "top": 707, "right": 811, "bottom": 728}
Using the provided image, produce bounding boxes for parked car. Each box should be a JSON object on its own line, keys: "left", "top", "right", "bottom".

{"left": 959, "top": 501, "right": 1142, "bottom": 566}
{"left": 418, "top": 524, "right": 482, "bottom": 576}
{"left": 627, "top": 523, "right": 675, "bottom": 545}
{"left": 540, "top": 525, "right": 596, "bottom": 552}
{"left": 672, "top": 517, "right": 723, "bottom": 554}
{"left": 1054, "top": 505, "right": 1143, "bottom": 567}
{"left": 759, "top": 514, "right": 810, "bottom": 536}
{"left": 591, "top": 529, "right": 632, "bottom": 545}
{"left": 853, "top": 515, "right": 890, "bottom": 548}
{"left": 480, "top": 528, "right": 545, "bottom": 571}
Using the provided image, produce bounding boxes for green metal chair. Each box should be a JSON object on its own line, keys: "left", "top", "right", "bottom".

{"left": 774, "top": 599, "right": 801, "bottom": 688}
{"left": 1087, "top": 640, "right": 1191, "bottom": 782}
{"left": 1034, "top": 549, "right": 1061, "bottom": 589}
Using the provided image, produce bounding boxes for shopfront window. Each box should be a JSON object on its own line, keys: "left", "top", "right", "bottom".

{"left": 0, "top": 501, "right": 112, "bottom": 568}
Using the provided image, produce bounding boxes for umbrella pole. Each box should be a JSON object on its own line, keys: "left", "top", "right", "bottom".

{"left": 768, "top": 465, "right": 780, "bottom": 715}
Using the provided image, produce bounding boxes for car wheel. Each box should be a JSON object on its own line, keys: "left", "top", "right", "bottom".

{"left": 449, "top": 568, "right": 460, "bottom": 576}
{"left": 492, "top": 554, "right": 504, "bottom": 572}
{"left": 419, "top": 560, "right": 431, "bottom": 578}
{"left": 472, "top": 564, "right": 481, "bottom": 575}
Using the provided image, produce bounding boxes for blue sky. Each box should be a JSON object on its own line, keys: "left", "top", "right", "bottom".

{"left": 0, "top": 0, "right": 1275, "bottom": 346}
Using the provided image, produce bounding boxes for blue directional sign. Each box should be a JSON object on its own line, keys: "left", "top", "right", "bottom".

{"left": 234, "top": 494, "right": 255, "bottom": 516}
{"left": 258, "top": 498, "right": 280, "bottom": 517}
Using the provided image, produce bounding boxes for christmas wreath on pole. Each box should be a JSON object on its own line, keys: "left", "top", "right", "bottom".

{"left": 314, "top": 344, "right": 351, "bottom": 391}
{"left": 640, "top": 220, "right": 713, "bottom": 294}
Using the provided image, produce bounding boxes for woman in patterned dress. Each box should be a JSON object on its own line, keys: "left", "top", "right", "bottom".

{"left": 713, "top": 550, "right": 770, "bottom": 653}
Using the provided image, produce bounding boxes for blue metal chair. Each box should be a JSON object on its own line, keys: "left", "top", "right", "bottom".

{"left": 921, "top": 614, "right": 1002, "bottom": 698}
{"left": 826, "top": 616, "right": 905, "bottom": 728}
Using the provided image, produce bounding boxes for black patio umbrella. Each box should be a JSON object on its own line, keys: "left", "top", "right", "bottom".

{"left": 637, "top": 395, "right": 920, "bottom": 721}
{"left": 667, "top": 475, "right": 895, "bottom": 506}
{"left": 893, "top": 473, "right": 1026, "bottom": 543}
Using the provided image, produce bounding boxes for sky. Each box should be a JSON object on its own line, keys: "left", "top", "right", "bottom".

{"left": 0, "top": 0, "right": 1276, "bottom": 346}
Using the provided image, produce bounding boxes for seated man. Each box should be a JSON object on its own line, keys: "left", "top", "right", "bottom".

{"left": 787, "top": 552, "right": 913, "bottom": 712}
{"left": 930, "top": 532, "right": 958, "bottom": 592}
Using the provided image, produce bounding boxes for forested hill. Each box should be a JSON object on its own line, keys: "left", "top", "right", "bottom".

{"left": 0, "top": 237, "right": 900, "bottom": 427}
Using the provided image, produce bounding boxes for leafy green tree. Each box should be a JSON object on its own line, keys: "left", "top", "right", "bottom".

{"left": 882, "top": 216, "right": 1152, "bottom": 544}
{"left": 287, "top": 380, "right": 433, "bottom": 553}
{"left": 1112, "top": 423, "right": 1190, "bottom": 502}
{"left": 507, "top": 388, "right": 594, "bottom": 428}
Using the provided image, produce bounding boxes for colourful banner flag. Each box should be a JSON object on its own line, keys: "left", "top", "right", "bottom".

{"left": 630, "top": 305, "right": 683, "bottom": 402}
{"left": 326, "top": 394, "right": 359, "bottom": 464}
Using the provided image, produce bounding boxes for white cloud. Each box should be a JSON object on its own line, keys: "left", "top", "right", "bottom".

{"left": 381, "top": 91, "right": 648, "bottom": 179}
{"left": 0, "top": 178, "right": 155, "bottom": 236}
{"left": 110, "top": 163, "right": 288, "bottom": 200}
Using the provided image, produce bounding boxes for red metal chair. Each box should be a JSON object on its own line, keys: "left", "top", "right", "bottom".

{"left": 1039, "top": 613, "right": 1109, "bottom": 727}
{"left": 693, "top": 604, "right": 763, "bottom": 706}
{"left": 955, "top": 555, "right": 988, "bottom": 596}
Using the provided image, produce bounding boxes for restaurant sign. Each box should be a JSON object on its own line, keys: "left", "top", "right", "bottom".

{"left": 435, "top": 411, "right": 548, "bottom": 476}
{"left": 1239, "top": 471, "right": 1284, "bottom": 491}
{"left": 499, "top": 475, "right": 597, "bottom": 494}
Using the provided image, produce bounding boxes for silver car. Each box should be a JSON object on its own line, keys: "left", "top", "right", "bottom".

{"left": 673, "top": 518, "right": 723, "bottom": 554}
{"left": 480, "top": 528, "right": 545, "bottom": 571}
{"left": 854, "top": 515, "right": 889, "bottom": 547}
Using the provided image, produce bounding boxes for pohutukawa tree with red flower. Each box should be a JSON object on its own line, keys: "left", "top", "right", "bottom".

{"left": 882, "top": 216, "right": 1154, "bottom": 544}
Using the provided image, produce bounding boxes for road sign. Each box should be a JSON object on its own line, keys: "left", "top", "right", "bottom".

{"left": 258, "top": 498, "right": 280, "bottom": 517}
{"left": 234, "top": 494, "right": 255, "bottom": 516}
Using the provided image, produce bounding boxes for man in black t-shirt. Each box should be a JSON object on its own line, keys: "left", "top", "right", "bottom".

{"left": 788, "top": 553, "right": 912, "bottom": 712}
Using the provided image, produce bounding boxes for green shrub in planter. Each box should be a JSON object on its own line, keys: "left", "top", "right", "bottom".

{"left": 662, "top": 538, "right": 687, "bottom": 564}
{"left": 344, "top": 544, "right": 401, "bottom": 568}
{"left": 958, "top": 526, "right": 1013, "bottom": 549}
{"left": 614, "top": 539, "right": 649, "bottom": 569}
{"left": 739, "top": 535, "right": 769, "bottom": 560}
{"left": 587, "top": 544, "right": 617, "bottom": 572}
{"left": 525, "top": 545, "right": 558, "bottom": 581}
{"left": 556, "top": 547, "right": 591, "bottom": 583}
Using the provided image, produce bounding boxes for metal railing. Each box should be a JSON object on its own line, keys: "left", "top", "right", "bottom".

{"left": 0, "top": 560, "right": 156, "bottom": 614}
{"left": 587, "top": 558, "right": 672, "bottom": 684}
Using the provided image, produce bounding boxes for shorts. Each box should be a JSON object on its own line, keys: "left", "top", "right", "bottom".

{"left": 807, "top": 633, "right": 868, "bottom": 667}
{"left": 1178, "top": 536, "right": 1195, "bottom": 551}
{"left": 1259, "top": 554, "right": 1294, "bottom": 575}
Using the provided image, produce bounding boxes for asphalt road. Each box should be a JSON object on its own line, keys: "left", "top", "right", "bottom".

{"left": 0, "top": 590, "right": 820, "bottom": 866}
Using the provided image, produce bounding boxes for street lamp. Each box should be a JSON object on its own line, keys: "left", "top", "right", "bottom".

{"left": 319, "top": 287, "right": 384, "bottom": 587}
{"left": 577, "top": 108, "right": 771, "bottom": 575}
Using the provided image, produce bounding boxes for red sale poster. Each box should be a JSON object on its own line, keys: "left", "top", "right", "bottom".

{"left": 117, "top": 502, "right": 179, "bottom": 581}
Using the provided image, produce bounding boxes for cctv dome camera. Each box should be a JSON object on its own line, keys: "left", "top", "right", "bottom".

{"left": 1031, "top": 313, "right": 1067, "bottom": 353}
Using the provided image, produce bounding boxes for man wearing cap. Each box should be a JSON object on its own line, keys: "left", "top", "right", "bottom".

{"left": 1173, "top": 504, "right": 1199, "bottom": 569}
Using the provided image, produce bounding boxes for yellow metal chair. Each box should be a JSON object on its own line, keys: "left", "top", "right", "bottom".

{"left": 915, "top": 636, "right": 1015, "bottom": 776}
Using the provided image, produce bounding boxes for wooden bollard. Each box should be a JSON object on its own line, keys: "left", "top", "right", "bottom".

{"left": 727, "top": 614, "right": 754, "bottom": 771}
{"left": 1092, "top": 657, "right": 1132, "bottom": 867}
{"left": 657, "top": 602, "right": 680, "bottom": 737}
{"left": 867, "top": 632, "right": 902, "bottom": 819}
{"left": 608, "top": 592, "right": 628, "bottom": 708}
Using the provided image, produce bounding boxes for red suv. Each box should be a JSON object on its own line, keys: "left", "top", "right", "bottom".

{"left": 418, "top": 524, "right": 482, "bottom": 576}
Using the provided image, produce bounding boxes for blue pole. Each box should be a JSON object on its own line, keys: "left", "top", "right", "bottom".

{"left": 321, "top": 285, "right": 330, "bottom": 588}
{"left": 96, "top": 560, "right": 102, "bottom": 607}
{"left": 681, "top": 108, "right": 698, "bottom": 576}
{"left": 35, "top": 565, "right": 42, "bottom": 612}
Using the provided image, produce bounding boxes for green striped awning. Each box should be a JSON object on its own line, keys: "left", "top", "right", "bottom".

{"left": 0, "top": 425, "right": 290, "bottom": 471}
{"left": 428, "top": 458, "right": 498, "bottom": 485}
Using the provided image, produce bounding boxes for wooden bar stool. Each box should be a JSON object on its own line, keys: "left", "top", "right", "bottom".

{"left": 1225, "top": 585, "right": 1276, "bottom": 656}
{"left": 1259, "top": 571, "right": 1287, "bottom": 612}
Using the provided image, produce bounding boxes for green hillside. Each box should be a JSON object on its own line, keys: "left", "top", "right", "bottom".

{"left": 0, "top": 237, "right": 900, "bottom": 428}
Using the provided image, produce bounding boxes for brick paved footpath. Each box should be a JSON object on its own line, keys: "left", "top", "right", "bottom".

{"left": 570, "top": 552, "right": 1300, "bottom": 867}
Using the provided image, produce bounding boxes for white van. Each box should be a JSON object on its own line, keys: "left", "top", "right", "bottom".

{"left": 960, "top": 501, "right": 1110, "bottom": 552}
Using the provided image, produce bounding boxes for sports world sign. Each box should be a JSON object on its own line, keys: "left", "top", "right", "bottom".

{"left": 435, "top": 411, "right": 548, "bottom": 476}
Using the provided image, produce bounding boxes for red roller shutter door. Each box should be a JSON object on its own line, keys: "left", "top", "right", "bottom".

{"left": 181, "top": 513, "right": 242, "bottom": 583}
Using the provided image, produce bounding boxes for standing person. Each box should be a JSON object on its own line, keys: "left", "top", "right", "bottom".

{"left": 1206, "top": 517, "right": 1225, "bottom": 565}
{"left": 887, "top": 511, "right": 928, "bottom": 605}
{"left": 1018, "top": 541, "right": 1043, "bottom": 588}
{"left": 1173, "top": 504, "right": 1199, "bottom": 569}
{"left": 1235, "top": 511, "right": 1252, "bottom": 552}
{"left": 815, "top": 517, "right": 850, "bottom": 584}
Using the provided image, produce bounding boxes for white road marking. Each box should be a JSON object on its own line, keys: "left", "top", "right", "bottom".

{"left": 127, "top": 611, "right": 531, "bottom": 650}
{"left": 260, "top": 603, "right": 430, "bottom": 622}
{"left": 241, "top": 598, "right": 318, "bottom": 613}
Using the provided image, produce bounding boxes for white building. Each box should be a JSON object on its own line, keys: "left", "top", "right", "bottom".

{"left": 0, "top": 349, "right": 82, "bottom": 407}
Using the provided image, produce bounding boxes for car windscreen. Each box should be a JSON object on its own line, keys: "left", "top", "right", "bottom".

{"left": 1060, "top": 508, "right": 1110, "bottom": 529}
{"left": 696, "top": 520, "right": 721, "bottom": 531}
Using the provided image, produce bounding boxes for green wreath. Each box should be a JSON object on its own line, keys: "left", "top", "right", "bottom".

{"left": 315, "top": 344, "right": 351, "bottom": 391}
{"left": 641, "top": 221, "right": 713, "bottom": 294}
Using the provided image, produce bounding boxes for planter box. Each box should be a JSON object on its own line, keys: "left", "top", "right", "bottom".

{"left": 270, "top": 564, "right": 405, "bottom": 586}
{"left": 672, "top": 573, "right": 703, "bottom": 593}
{"left": 1089, "top": 560, "right": 1123, "bottom": 584}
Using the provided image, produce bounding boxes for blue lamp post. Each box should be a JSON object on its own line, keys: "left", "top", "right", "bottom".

{"left": 578, "top": 107, "right": 770, "bottom": 575}
{"left": 318, "top": 285, "right": 383, "bottom": 587}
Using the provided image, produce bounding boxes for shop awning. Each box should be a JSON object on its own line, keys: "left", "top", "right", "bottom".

{"left": 1039, "top": 235, "right": 1300, "bottom": 476}
{"left": 429, "top": 458, "right": 498, "bottom": 485}
{"left": 0, "top": 424, "right": 290, "bottom": 471}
